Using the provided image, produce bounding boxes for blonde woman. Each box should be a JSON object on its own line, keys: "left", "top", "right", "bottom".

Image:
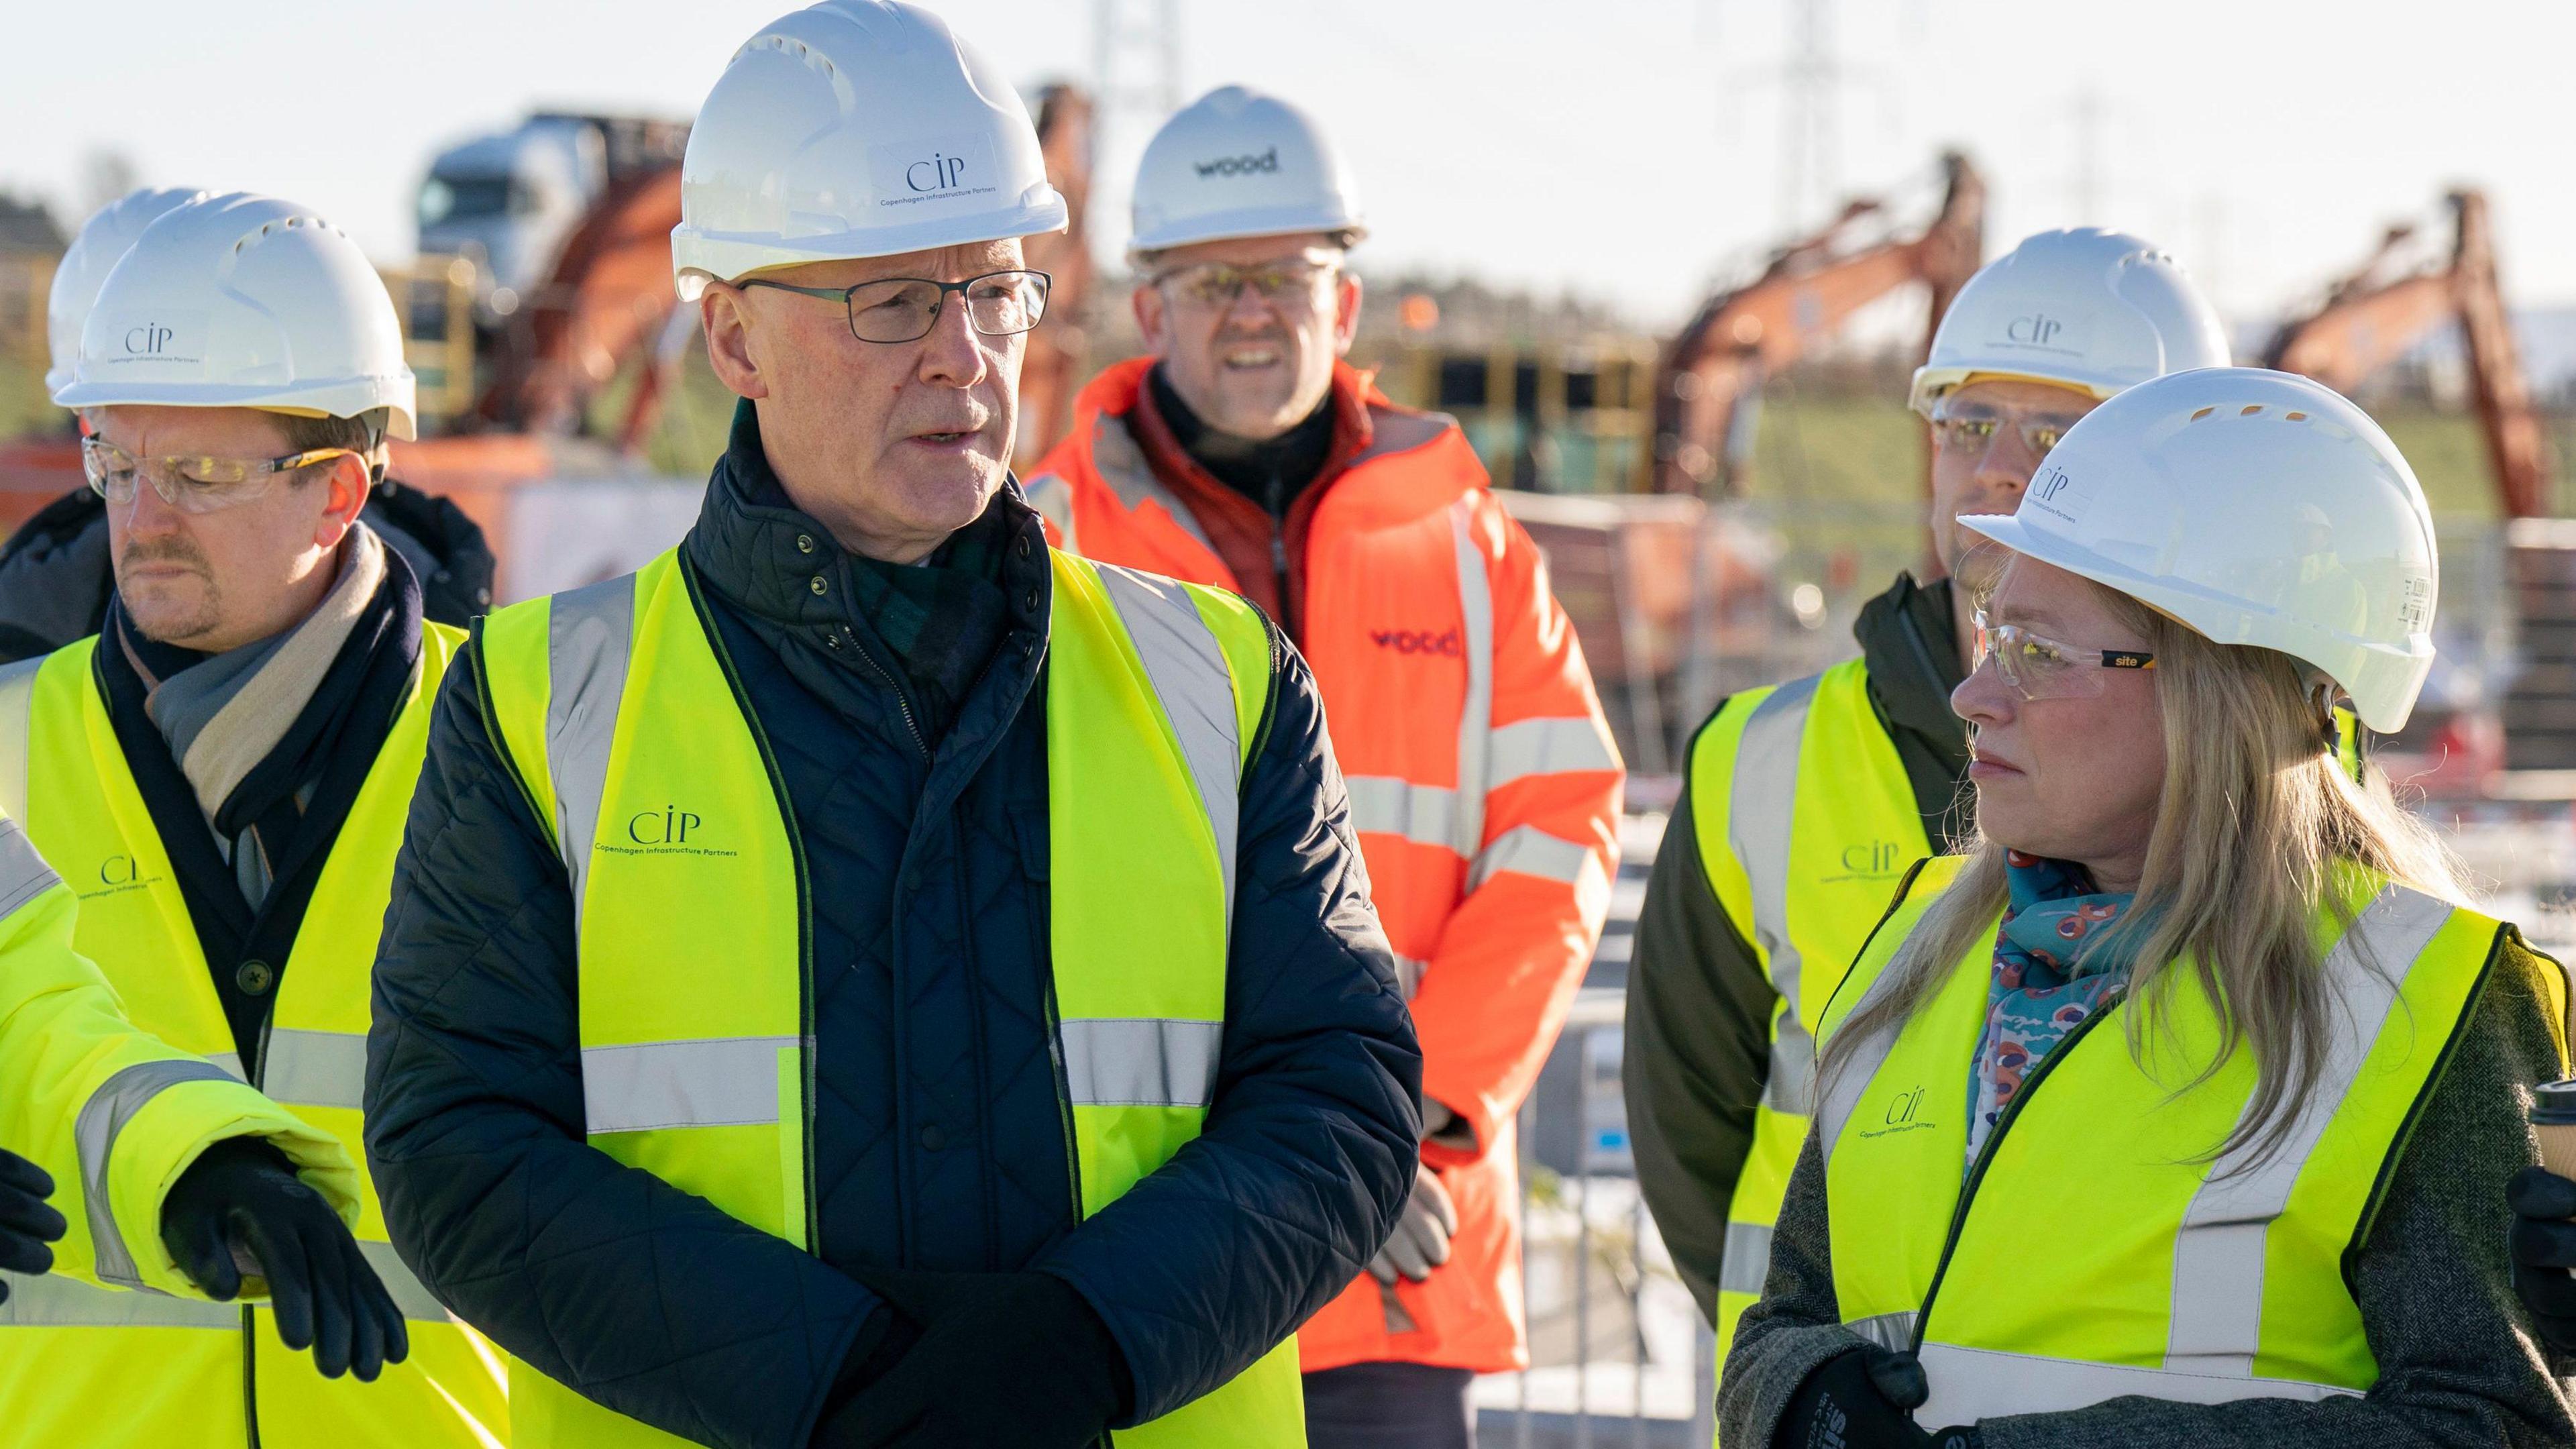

{"left": 1720, "top": 368, "right": 2574, "bottom": 1448}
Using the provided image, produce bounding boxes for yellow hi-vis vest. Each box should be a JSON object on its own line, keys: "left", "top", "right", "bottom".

{"left": 476, "top": 546, "right": 1306, "bottom": 1448}
{"left": 1684, "top": 657, "right": 1925, "bottom": 1384}
{"left": 0, "top": 627, "right": 510, "bottom": 1449}
{"left": 1813, "top": 853, "right": 2554, "bottom": 1428}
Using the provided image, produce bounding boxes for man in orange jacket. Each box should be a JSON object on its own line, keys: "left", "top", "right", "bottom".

{"left": 1027, "top": 84, "right": 1623, "bottom": 1449}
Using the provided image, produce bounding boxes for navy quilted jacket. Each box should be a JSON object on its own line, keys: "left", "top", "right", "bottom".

{"left": 364, "top": 427, "right": 1421, "bottom": 1449}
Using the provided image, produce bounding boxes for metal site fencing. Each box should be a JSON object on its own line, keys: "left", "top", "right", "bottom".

{"left": 1476, "top": 815, "right": 1716, "bottom": 1448}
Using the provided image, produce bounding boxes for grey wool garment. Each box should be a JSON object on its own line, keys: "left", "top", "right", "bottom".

{"left": 1718, "top": 934, "right": 2576, "bottom": 1449}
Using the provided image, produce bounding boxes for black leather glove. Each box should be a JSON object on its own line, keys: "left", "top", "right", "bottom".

{"left": 160, "top": 1138, "right": 409, "bottom": 1381}
{"left": 2508, "top": 1166, "right": 2576, "bottom": 1352}
{"left": 0, "top": 1148, "right": 66, "bottom": 1295}
{"left": 1774, "top": 1344, "right": 1978, "bottom": 1449}
{"left": 814, "top": 1269, "right": 1130, "bottom": 1449}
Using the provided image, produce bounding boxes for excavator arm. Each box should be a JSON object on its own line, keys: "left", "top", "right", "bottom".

{"left": 2263, "top": 191, "right": 2548, "bottom": 519}
{"left": 1652, "top": 150, "right": 1985, "bottom": 496}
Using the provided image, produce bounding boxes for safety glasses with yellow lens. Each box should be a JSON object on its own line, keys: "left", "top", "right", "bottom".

{"left": 1929, "top": 409, "right": 2075, "bottom": 460}
{"left": 1150, "top": 256, "right": 1338, "bottom": 310}
{"left": 1972, "top": 609, "right": 2156, "bottom": 701}
{"left": 82, "top": 438, "right": 367, "bottom": 516}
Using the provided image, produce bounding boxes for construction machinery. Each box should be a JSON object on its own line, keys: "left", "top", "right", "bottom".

{"left": 2262, "top": 189, "right": 2567, "bottom": 781}
{"left": 1651, "top": 150, "right": 1986, "bottom": 498}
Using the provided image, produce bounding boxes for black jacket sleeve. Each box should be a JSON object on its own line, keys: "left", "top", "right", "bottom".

{"left": 1035, "top": 625, "right": 1423, "bottom": 1425}
{"left": 1721, "top": 939, "right": 2576, "bottom": 1449}
{"left": 1623, "top": 763, "right": 1779, "bottom": 1322}
{"left": 364, "top": 637, "right": 884, "bottom": 1449}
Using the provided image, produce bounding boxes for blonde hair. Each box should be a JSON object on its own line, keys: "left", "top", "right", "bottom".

{"left": 1821, "top": 580, "right": 2466, "bottom": 1168}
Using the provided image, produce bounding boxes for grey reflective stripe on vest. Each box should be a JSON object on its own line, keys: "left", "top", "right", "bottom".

{"left": 2163, "top": 886, "right": 2454, "bottom": 1377}
{"left": 1022, "top": 472, "right": 1079, "bottom": 553}
{"left": 76, "top": 1059, "right": 240, "bottom": 1289}
{"left": 1349, "top": 406, "right": 1458, "bottom": 468}
{"left": 260, "top": 1028, "right": 368, "bottom": 1110}
{"left": 1097, "top": 415, "right": 1217, "bottom": 553}
{"left": 1091, "top": 562, "right": 1242, "bottom": 934}
{"left": 1717, "top": 1221, "right": 1773, "bottom": 1297}
{"left": 205, "top": 1051, "right": 247, "bottom": 1083}
{"left": 1060, "top": 1018, "right": 1223, "bottom": 1108}
{"left": 1469, "top": 826, "right": 1594, "bottom": 890}
{"left": 1391, "top": 953, "right": 1427, "bottom": 1001}
{"left": 1730, "top": 675, "right": 1821, "bottom": 1116}
{"left": 1344, "top": 776, "right": 1458, "bottom": 851}
{"left": 1487, "top": 716, "right": 1619, "bottom": 789}
{"left": 1915, "top": 1342, "right": 2359, "bottom": 1427}
{"left": 1844, "top": 1311, "right": 1916, "bottom": 1352}
{"left": 0, "top": 654, "right": 39, "bottom": 824}
{"left": 543, "top": 574, "right": 637, "bottom": 928}
{"left": 582, "top": 1036, "right": 803, "bottom": 1134}
{"left": 359, "top": 1239, "right": 460, "bottom": 1324}
{"left": 0, "top": 1269, "right": 238, "bottom": 1328}
{"left": 1450, "top": 500, "right": 1495, "bottom": 862}
{"left": 0, "top": 817, "right": 62, "bottom": 922}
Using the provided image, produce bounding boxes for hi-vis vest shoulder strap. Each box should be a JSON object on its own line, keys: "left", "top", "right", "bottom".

{"left": 0, "top": 626, "right": 511, "bottom": 1449}
{"left": 1683, "top": 656, "right": 1925, "bottom": 1388}
{"left": 1813, "top": 854, "right": 2504, "bottom": 1427}
{"left": 478, "top": 547, "right": 1303, "bottom": 1449}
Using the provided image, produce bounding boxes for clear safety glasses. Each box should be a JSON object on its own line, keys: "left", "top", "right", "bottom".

{"left": 741, "top": 269, "right": 1052, "bottom": 344}
{"left": 83, "top": 437, "right": 367, "bottom": 516}
{"left": 1929, "top": 408, "right": 2076, "bottom": 460}
{"left": 1972, "top": 610, "right": 2156, "bottom": 701}
{"left": 1150, "top": 257, "right": 1338, "bottom": 311}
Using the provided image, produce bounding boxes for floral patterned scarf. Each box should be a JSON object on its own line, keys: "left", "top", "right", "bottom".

{"left": 1964, "top": 850, "right": 2139, "bottom": 1167}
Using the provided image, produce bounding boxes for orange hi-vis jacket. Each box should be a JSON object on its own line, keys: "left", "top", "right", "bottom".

{"left": 1028, "top": 357, "right": 1623, "bottom": 1373}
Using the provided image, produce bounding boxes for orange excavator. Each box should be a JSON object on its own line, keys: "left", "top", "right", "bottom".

{"left": 1651, "top": 150, "right": 1986, "bottom": 498}
{"left": 2262, "top": 189, "right": 2549, "bottom": 520}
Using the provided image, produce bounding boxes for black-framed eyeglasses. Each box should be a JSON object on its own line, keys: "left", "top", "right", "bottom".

{"left": 741, "top": 269, "right": 1052, "bottom": 344}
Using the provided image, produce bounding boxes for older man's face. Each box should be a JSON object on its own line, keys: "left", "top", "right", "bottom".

{"left": 701, "top": 238, "right": 1027, "bottom": 562}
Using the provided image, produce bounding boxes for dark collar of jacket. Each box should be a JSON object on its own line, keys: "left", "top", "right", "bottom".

{"left": 0, "top": 478, "right": 494, "bottom": 665}
{"left": 1852, "top": 570, "right": 1973, "bottom": 847}
{"left": 91, "top": 545, "right": 427, "bottom": 1070}
{"left": 682, "top": 398, "right": 1050, "bottom": 746}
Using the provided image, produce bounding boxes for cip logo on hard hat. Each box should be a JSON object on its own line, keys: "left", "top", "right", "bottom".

{"left": 2027, "top": 464, "right": 2088, "bottom": 527}
{"left": 1992, "top": 309, "right": 2092, "bottom": 360}
{"left": 99, "top": 309, "right": 207, "bottom": 368}
{"left": 867, "top": 134, "right": 1001, "bottom": 210}
{"left": 1193, "top": 146, "right": 1281, "bottom": 179}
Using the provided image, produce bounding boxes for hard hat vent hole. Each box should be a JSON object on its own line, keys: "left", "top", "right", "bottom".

{"left": 2190, "top": 407, "right": 2216, "bottom": 421}
{"left": 2240, "top": 405, "right": 2263, "bottom": 417}
{"left": 2286, "top": 411, "right": 2308, "bottom": 421}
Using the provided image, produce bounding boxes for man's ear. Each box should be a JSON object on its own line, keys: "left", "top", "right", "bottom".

{"left": 1332, "top": 271, "right": 1363, "bottom": 359}
{"left": 313, "top": 454, "right": 371, "bottom": 549}
{"left": 1132, "top": 282, "right": 1169, "bottom": 356}
{"left": 702, "top": 284, "right": 769, "bottom": 400}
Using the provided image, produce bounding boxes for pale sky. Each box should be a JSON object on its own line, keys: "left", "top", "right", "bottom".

{"left": 4, "top": 0, "right": 2565, "bottom": 331}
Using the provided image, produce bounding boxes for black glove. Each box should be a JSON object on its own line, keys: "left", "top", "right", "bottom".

{"left": 2508, "top": 1166, "right": 2576, "bottom": 1352}
{"left": 160, "top": 1138, "right": 409, "bottom": 1381}
{"left": 0, "top": 1148, "right": 66, "bottom": 1295}
{"left": 813, "top": 1269, "right": 1129, "bottom": 1449}
{"left": 1774, "top": 1344, "right": 1978, "bottom": 1449}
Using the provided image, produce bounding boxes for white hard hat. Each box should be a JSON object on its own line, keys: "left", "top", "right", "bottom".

{"left": 1128, "top": 85, "right": 1366, "bottom": 260}
{"left": 1910, "top": 228, "right": 2229, "bottom": 417}
{"left": 53, "top": 192, "right": 417, "bottom": 441}
{"left": 670, "top": 0, "right": 1067, "bottom": 302}
{"left": 1960, "top": 368, "right": 2437, "bottom": 733}
{"left": 46, "top": 187, "right": 209, "bottom": 396}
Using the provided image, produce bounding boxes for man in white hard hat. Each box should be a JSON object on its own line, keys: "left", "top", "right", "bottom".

{"left": 0, "top": 188, "right": 495, "bottom": 664}
{"left": 1625, "top": 229, "right": 2239, "bottom": 1398}
{"left": 365, "top": 8, "right": 1420, "bottom": 1449}
{"left": 1026, "top": 85, "right": 1621, "bottom": 1449}
{"left": 10, "top": 189, "right": 505, "bottom": 1446}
